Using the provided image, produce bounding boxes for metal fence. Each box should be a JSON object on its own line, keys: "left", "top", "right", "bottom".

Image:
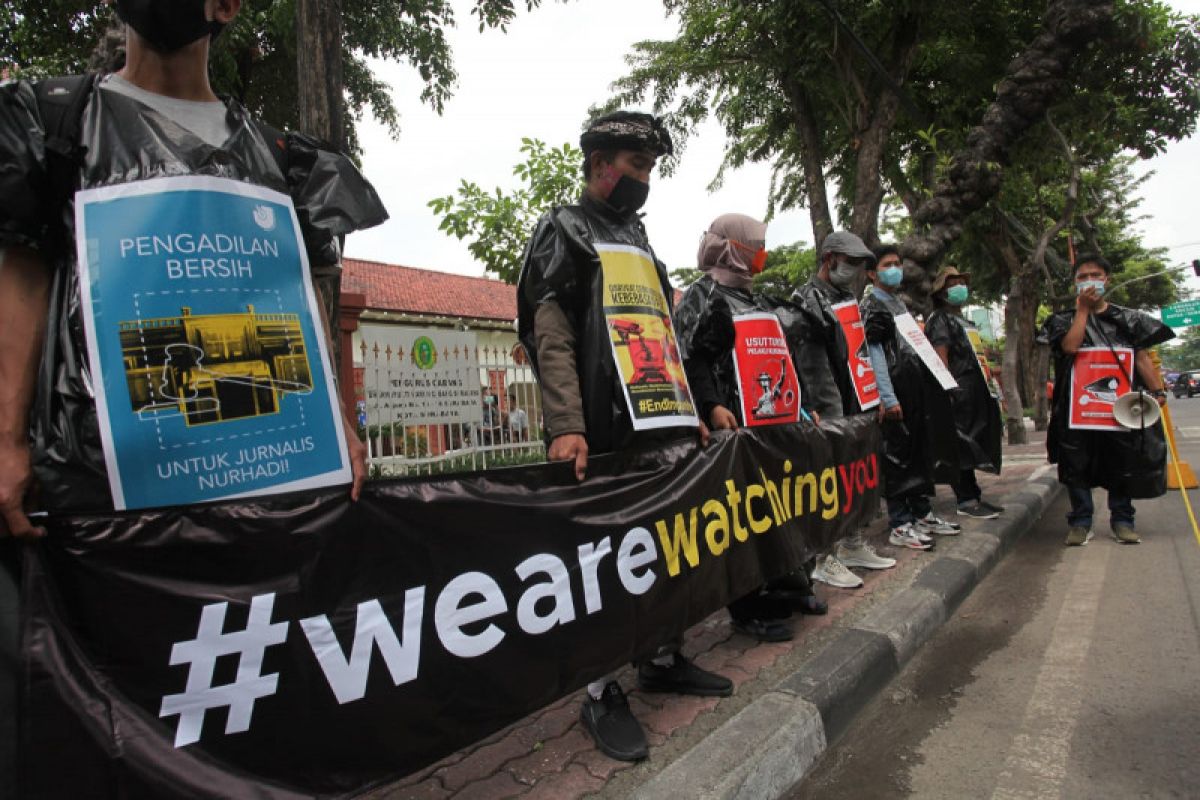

{"left": 356, "top": 327, "right": 545, "bottom": 477}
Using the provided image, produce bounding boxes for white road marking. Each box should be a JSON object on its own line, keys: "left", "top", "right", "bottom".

{"left": 1176, "top": 426, "right": 1200, "bottom": 439}
{"left": 990, "top": 545, "right": 1112, "bottom": 800}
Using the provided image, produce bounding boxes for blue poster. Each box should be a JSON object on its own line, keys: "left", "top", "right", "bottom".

{"left": 74, "top": 176, "right": 350, "bottom": 510}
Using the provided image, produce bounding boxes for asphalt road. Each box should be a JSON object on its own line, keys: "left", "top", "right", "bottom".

{"left": 788, "top": 399, "right": 1200, "bottom": 800}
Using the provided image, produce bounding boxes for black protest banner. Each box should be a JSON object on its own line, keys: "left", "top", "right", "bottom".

{"left": 21, "top": 417, "right": 881, "bottom": 798}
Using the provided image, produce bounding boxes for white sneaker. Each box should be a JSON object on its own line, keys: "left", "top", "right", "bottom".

{"left": 916, "top": 513, "right": 960, "bottom": 536}
{"left": 836, "top": 542, "right": 897, "bottom": 570}
{"left": 889, "top": 523, "right": 933, "bottom": 550}
{"left": 811, "top": 555, "right": 864, "bottom": 589}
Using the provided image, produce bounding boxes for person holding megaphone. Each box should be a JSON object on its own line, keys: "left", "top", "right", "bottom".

{"left": 1039, "top": 255, "right": 1174, "bottom": 546}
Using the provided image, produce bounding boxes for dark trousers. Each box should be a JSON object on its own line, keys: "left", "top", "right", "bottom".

{"left": 1066, "top": 486, "right": 1135, "bottom": 529}
{"left": 951, "top": 469, "right": 982, "bottom": 505}
{"left": 0, "top": 541, "right": 19, "bottom": 800}
{"left": 886, "top": 492, "right": 931, "bottom": 529}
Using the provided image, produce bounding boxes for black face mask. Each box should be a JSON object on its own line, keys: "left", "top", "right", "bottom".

{"left": 605, "top": 175, "right": 650, "bottom": 216}
{"left": 116, "top": 0, "right": 224, "bottom": 53}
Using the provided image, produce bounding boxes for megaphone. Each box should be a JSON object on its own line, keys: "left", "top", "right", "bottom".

{"left": 1113, "top": 391, "right": 1162, "bottom": 429}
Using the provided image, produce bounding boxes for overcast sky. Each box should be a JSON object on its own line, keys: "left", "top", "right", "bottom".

{"left": 344, "top": 0, "right": 1200, "bottom": 294}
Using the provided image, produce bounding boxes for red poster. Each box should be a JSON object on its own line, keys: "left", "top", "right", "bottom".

{"left": 1068, "top": 346, "right": 1133, "bottom": 430}
{"left": 831, "top": 300, "right": 881, "bottom": 411}
{"left": 732, "top": 312, "right": 802, "bottom": 426}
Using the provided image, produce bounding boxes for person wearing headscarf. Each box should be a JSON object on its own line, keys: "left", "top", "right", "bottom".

{"left": 925, "top": 266, "right": 1005, "bottom": 519}
{"left": 516, "top": 111, "right": 729, "bottom": 763}
{"left": 674, "top": 214, "right": 828, "bottom": 645}
{"left": 776, "top": 232, "right": 897, "bottom": 590}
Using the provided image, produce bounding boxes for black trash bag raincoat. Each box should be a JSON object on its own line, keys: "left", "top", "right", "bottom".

{"left": 0, "top": 74, "right": 387, "bottom": 512}
{"left": 517, "top": 194, "right": 683, "bottom": 454}
{"left": 1039, "top": 305, "right": 1173, "bottom": 497}
{"left": 861, "top": 292, "right": 957, "bottom": 499}
{"left": 924, "top": 309, "right": 1002, "bottom": 475}
{"left": 673, "top": 275, "right": 758, "bottom": 423}
{"left": 776, "top": 278, "right": 863, "bottom": 419}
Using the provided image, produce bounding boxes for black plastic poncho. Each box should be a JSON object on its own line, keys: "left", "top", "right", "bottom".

{"left": 775, "top": 278, "right": 860, "bottom": 419}
{"left": 673, "top": 275, "right": 758, "bottom": 422}
{"left": 861, "top": 292, "right": 957, "bottom": 499}
{"left": 925, "top": 309, "right": 1002, "bottom": 475}
{"left": 516, "top": 194, "right": 681, "bottom": 454}
{"left": 1039, "top": 304, "right": 1174, "bottom": 497}
{"left": 0, "top": 75, "right": 387, "bottom": 512}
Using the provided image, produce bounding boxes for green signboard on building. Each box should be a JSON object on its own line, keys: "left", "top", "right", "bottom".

{"left": 1161, "top": 300, "right": 1200, "bottom": 329}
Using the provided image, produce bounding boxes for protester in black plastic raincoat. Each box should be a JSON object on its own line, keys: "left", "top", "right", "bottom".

{"left": 861, "top": 246, "right": 959, "bottom": 550}
{"left": 516, "top": 111, "right": 728, "bottom": 764}
{"left": 0, "top": 4, "right": 386, "bottom": 793}
{"left": 925, "top": 266, "right": 1005, "bottom": 519}
{"left": 674, "top": 213, "right": 826, "bottom": 645}
{"left": 777, "top": 231, "right": 897, "bottom": 590}
{"left": 1039, "top": 254, "right": 1173, "bottom": 546}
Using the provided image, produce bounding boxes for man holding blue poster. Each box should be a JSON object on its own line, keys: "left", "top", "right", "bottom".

{"left": 0, "top": 2, "right": 385, "bottom": 791}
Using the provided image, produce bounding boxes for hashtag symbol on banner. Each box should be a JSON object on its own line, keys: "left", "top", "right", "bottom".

{"left": 159, "top": 593, "right": 289, "bottom": 747}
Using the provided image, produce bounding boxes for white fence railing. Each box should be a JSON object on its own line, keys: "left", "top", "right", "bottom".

{"left": 356, "top": 327, "right": 545, "bottom": 477}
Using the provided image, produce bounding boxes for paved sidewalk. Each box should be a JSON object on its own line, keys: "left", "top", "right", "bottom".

{"left": 368, "top": 434, "right": 1056, "bottom": 800}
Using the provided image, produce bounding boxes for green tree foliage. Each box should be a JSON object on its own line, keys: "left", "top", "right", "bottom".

{"left": 0, "top": 0, "right": 547, "bottom": 155}
{"left": 1160, "top": 327, "right": 1200, "bottom": 373}
{"left": 428, "top": 138, "right": 584, "bottom": 283}
{"left": 754, "top": 243, "right": 816, "bottom": 301}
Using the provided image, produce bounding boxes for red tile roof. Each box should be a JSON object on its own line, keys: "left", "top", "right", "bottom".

{"left": 343, "top": 258, "right": 516, "bottom": 322}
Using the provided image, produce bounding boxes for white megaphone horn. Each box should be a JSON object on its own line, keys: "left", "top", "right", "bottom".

{"left": 1112, "top": 391, "right": 1161, "bottom": 430}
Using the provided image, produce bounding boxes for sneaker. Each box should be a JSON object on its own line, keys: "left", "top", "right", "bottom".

{"left": 731, "top": 617, "right": 794, "bottom": 642}
{"left": 916, "top": 513, "right": 961, "bottom": 536}
{"left": 956, "top": 500, "right": 999, "bottom": 520}
{"left": 979, "top": 499, "right": 1005, "bottom": 514}
{"left": 1065, "top": 525, "right": 1093, "bottom": 546}
{"left": 836, "top": 542, "right": 897, "bottom": 570}
{"left": 811, "top": 555, "right": 864, "bottom": 589}
{"left": 889, "top": 523, "right": 933, "bottom": 550}
{"left": 581, "top": 683, "right": 648, "bottom": 762}
{"left": 637, "top": 653, "right": 733, "bottom": 697}
{"left": 1112, "top": 523, "right": 1141, "bottom": 544}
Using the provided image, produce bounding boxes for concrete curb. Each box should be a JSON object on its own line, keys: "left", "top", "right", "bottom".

{"left": 634, "top": 473, "right": 1063, "bottom": 799}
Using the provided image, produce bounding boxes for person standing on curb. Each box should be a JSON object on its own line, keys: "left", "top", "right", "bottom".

{"left": 780, "top": 232, "right": 896, "bottom": 589}
{"left": 0, "top": 2, "right": 387, "bottom": 796}
{"left": 675, "top": 212, "right": 827, "bottom": 644}
{"left": 925, "top": 266, "right": 1006, "bottom": 519}
{"left": 1039, "top": 254, "right": 1173, "bottom": 546}
{"left": 861, "top": 246, "right": 960, "bottom": 549}
{"left": 516, "top": 110, "right": 731, "bottom": 763}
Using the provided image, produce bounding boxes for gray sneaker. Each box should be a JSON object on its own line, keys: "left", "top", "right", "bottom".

{"left": 1112, "top": 523, "right": 1141, "bottom": 544}
{"left": 1065, "top": 526, "right": 1093, "bottom": 546}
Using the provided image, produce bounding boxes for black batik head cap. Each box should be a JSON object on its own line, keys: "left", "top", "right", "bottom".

{"left": 580, "top": 111, "right": 674, "bottom": 159}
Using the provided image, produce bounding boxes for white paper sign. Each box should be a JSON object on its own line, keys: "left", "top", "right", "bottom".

{"left": 893, "top": 312, "right": 959, "bottom": 391}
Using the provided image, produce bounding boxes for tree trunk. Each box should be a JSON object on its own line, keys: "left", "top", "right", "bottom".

{"left": 1032, "top": 342, "right": 1051, "bottom": 431}
{"left": 296, "top": 0, "right": 345, "bottom": 366}
{"left": 899, "top": 0, "right": 1114, "bottom": 300}
{"left": 785, "top": 80, "right": 834, "bottom": 250}
{"left": 1002, "top": 279, "right": 1030, "bottom": 445}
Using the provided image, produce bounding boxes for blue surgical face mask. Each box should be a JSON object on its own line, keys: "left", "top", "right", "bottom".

{"left": 1076, "top": 279, "right": 1106, "bottom": 297}
{"left": 879, "top": 265, "right": 904, "bottom": 287}
{"left": 946, "top": 284, "right": 969, "bottom": 305}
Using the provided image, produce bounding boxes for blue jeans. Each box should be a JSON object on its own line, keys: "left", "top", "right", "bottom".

{"left": 1066, "top": 486, "right": 1134, "bottom": 529}
{"left": 886, "top": 493, "right": 932, "bottom": 529}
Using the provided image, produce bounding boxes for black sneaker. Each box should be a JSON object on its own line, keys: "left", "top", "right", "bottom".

{"left": 956, "top": 500, "right": 1000, "bottom": 520}
{"left": 580, "top": 683, "right": 648, "bottom": 762}
{"left": 731, "top": 617, "right": 794, "bottom": 642}
{"left": 637, "top": 653, "right": 733, "bottom": 697}
{"left": 979, "top": 499, "right": 1005, "bottom": 514}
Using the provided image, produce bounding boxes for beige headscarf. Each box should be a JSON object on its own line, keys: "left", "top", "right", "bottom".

{"left": 696, "top": 213, "right": 767, "bottom": 291}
